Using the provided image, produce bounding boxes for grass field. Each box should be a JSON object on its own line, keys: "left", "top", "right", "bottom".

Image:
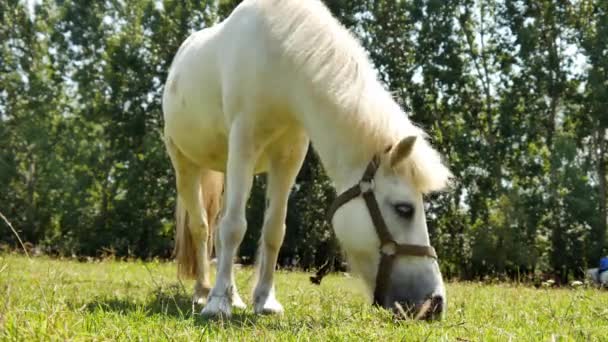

{"left": 1, "top": 254, "right": 607, "bottom": 341}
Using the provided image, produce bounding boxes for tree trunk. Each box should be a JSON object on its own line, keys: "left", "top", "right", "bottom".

{"left": 597, "top": 128, "right": 607, "bottom": 258}
{"left": 545, "top": 14, "right": 566, "bottom": 283}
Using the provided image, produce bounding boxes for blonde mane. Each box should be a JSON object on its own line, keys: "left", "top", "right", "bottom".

{"left": 258, "top": 0, "right": 451, "bottom": 193}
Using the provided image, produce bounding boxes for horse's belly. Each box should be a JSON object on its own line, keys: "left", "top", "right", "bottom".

{"left": 164, "top": 104, "right": 229, "bottom": 171}
{"left": 164, "top": 99, "right": 282, "bottom": 174}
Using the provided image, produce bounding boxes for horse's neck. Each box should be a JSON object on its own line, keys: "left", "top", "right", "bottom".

{"left": 297, "top": 90, "right": 392, "bottom": 192}
{"left": 312, "top": 132, "right": 372, "bottom": 192}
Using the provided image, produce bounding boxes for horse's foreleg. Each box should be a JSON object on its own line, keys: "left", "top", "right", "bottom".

{"left": 253, "top": 130, "right": 309, "bottom": 315}
{"left": 209, "top": 176, "right": 247, "bottom": 311}
{"left": 201, "top": 120, "right": 256, "bottom": 318}
{"left": 166, "top": 139, "right": 211, "bottom": 304}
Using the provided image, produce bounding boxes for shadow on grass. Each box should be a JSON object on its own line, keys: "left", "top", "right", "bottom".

{"left": 73, "top": 283, "right": 261, "bottom": 328}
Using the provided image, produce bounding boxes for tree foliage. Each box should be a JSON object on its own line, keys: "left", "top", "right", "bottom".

{"left": 1, "top": 0, "right": 606, "bottom": 281}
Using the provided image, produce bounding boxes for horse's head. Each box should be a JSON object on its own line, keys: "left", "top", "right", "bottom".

{"left": 330, "top": 135, "right": 451, "bottom": 320}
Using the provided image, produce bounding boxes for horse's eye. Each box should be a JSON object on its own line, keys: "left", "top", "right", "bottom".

{"left": 393, "top": 203, "right": 415, "bottom": 219}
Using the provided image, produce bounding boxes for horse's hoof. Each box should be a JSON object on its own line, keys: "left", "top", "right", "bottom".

{"left": 255, "top": 304, "right": 284, "bottom": 315}
{"left": 254, "top": 296, "right": 284, "bottom": 315}
{"left": 201, "top": 295, "right": 232, "bottom": 319}
{"left": 193, "top": 283, "right": 211, "bottom": 305}
{"left": 193, "top": 296, "right": 205, "bottom": 306}
{"left": 231, "top": 294, "right": 247, "bottom": 310}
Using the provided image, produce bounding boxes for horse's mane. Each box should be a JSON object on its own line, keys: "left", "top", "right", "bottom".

{"left": 260, "top": 0, "right": 369, "bottom": 114}
{"left": 258, "top": 0, "right": 451, "bottom": 193}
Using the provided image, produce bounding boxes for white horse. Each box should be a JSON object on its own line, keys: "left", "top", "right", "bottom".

{"left": 163, "top": 0, "right": 452, "bottom": 319}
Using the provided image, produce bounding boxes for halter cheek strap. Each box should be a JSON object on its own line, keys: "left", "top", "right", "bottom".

{"left": 326, "top": 152, "right": 437, "bottom": 305}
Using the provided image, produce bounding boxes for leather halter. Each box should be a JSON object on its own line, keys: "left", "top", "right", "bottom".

{"left": 327, "top": 151, "right": 437, "bottom": 306}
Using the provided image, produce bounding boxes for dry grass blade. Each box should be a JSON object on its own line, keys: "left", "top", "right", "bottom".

{"left": 394, "top": 301, "right": 408, "bottom": 319}
{"left": 394, "top": 299, "right": 434, "bottom": 321}
{"left": 0, "top": 211, "right": 30, "bottom": 258}
{"left": 414, "top": 298, "right": 433, "bottom": 321}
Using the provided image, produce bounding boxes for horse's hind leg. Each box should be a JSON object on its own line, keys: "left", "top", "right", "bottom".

{"left": 192, "top": 170, "right": 224, "bottom": 304}
{"left": 166, "top": 138, "right": 213, "bottom": 304}
{"left": 253, "top": 129, "right": 309, "bottom": 315}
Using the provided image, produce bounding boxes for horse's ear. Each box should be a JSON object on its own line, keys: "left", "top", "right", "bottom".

{"left": 389, "top": 136, "right": 417, "bottom": 168}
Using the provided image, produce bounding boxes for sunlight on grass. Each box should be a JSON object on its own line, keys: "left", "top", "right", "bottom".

{"left": 1, "top": 254, "right": 606, "bottom": 340}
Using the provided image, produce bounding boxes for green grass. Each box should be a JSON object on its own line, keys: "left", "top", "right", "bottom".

{"left": 1, "top": 254, "right": 606, "bottom": 341}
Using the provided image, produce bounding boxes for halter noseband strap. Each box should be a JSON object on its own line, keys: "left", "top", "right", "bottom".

{"left": 327, "top": 151, "right": 437, "bottom": 305}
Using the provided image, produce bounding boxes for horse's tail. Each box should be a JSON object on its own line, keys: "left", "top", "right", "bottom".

{"left": 174, "top": 170, "right": 224, "bottom": 279}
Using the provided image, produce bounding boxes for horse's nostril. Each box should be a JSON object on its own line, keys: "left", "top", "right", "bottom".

{"left": 393, "top": 295, "right": 444, "bottom": 321}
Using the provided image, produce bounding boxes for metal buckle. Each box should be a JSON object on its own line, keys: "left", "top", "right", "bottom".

{"left": 381, "top": 241, "right": 397, "bottom": 256}
{"left": 359, "top": 179, "right": 374, "bottom": 193}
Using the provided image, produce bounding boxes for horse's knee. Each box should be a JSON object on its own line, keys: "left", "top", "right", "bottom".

{"left": 263, "top": 219, "right": 286, "bottom": 253}
{"left": 219, "top": 214, "right": 247, "bottom": 246}
{"left": 188, "top": 218, "right": 209, "bottom": 242}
